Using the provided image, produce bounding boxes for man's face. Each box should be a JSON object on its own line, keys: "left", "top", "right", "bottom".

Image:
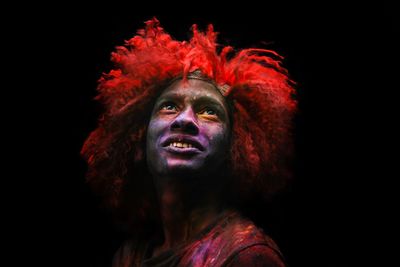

{"left": 146, "top": 79, "right": 231, "bottom": 179}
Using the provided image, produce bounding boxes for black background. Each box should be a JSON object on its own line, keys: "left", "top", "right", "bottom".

{"left": 20, "top": 2, "right": 395, "bottom": 267}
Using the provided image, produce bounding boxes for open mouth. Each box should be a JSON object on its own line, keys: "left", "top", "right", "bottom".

{"left": 168, "top": 141, "right": 195, "bottom": 149}
{"left": 162, "top": 137, "right": 204, "bottom": 154}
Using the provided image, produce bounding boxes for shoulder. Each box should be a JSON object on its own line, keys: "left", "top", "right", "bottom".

{"left": 112, "top": 239, "right": 133, "bottom": 267}
{"left": 218, "top": 211, "right": 283, "bottom": 254}
{"left": 223, "top": 244, "right": 286, "bottom": 267}
{"left": 199, "top": 211, "right": 286, "bottom": 266}
{"left": 112, "top": 239, "right": 148, "bottom": 267}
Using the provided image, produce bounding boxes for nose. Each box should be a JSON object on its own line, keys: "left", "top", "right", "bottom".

{"left": 170, "top": 107, "right": 199, "bottom": 135}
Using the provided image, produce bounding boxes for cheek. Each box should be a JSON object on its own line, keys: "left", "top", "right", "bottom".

{"left": 146, "top": 120, "right": 164, "bottom": 154}
{"left": 204, "top": 124, "right": 230, "bottom": 150}
{"left": 147, "top": 118, "right": 167, "bottom": 141}
{"left": 146, "top": 119, "right": 168, "bottom": 171}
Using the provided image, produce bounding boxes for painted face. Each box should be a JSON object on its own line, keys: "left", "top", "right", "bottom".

{"left": 146, "top": 79, "right": 231, "bottom": 179}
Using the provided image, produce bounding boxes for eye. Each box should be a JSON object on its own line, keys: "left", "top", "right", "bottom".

{"left": 198, "top": 108, "right": 217, "bottom": 116}
{"left": 160, "top": 102, "right": 177, "bottom": 111}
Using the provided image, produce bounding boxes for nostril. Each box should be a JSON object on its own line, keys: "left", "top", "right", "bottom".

{"left": 185, "top": 122, "right": 198, "bottom": 133}
{"left": 170, "top": 119, "right": 199, "bottom": 134}
{"left": 171, "top": 122, "right": 180, "bottom": 129}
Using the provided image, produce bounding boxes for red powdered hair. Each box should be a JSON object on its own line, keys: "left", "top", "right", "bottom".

{"left": 81, "top": 18, "right": 296, "bottom": 230}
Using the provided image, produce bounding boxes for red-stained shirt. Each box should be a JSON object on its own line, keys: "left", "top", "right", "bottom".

{"left": 112, "top": 210, "right": 286, "bottom": 267}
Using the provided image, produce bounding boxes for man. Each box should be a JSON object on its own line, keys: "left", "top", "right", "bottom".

{"left": 81, "top": 18, "right": 296, "bottom": 266}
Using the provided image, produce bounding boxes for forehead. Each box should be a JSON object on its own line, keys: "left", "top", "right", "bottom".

{"left": 158, "top": 79, "right": 226, "bottom": 104}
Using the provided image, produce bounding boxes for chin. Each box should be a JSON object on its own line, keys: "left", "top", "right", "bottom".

{"left": 166, "top": 159, "right": 203, "bottom": 173}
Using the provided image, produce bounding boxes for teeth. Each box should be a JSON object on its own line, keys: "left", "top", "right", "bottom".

{"left": 169, "top": 142, "right": 193, "bottom": 148}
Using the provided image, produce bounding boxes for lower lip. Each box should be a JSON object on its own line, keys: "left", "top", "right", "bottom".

{"left": 163, "top": 145, "right": 202, "bottom": 155}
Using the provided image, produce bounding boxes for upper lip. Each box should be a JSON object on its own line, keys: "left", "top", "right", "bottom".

{"left": 161, "top": 136, "right": 204, "bottom": 151}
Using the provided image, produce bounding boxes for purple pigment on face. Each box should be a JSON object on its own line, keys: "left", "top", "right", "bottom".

{"left": 146, "top": 79, "right": 231, "bottom": 179}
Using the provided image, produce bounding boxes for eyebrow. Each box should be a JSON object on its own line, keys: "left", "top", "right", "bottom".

{"left": 158, "top": 93, "right": 226, "bottom": 109}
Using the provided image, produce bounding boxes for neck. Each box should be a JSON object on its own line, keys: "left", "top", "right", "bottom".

{"left": 152, "top": 174, "right": 226, "bottom": 254}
